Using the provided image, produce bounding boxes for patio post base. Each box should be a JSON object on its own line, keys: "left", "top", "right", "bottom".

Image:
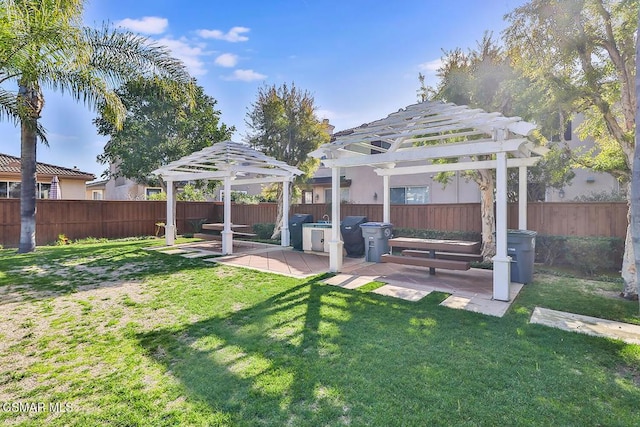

{"left": 329, "top": 240, "right": 344, "bottom": 273}
{"left": 165, "top": 225, "right": 175, "bottom": 246}
{"left": 221, "top": 231, "right": 233, "bottom": 255}
{"left": 492, "top": 255, "right": 511, "bottom": 301}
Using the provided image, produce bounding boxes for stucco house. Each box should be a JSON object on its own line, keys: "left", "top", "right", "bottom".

{"left": 0, "top": 153, "right": 95, "bottom": 199}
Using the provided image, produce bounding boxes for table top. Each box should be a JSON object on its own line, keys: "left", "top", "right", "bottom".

{"left": 201, "top": 223, "right": 249, "bottom": 231}
{"left": 388, "top": 237, "right": 481, "bottom": 254}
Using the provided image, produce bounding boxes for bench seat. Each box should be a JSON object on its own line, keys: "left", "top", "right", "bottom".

{"left": 380, "top": 254, "right": 471, "bottom": 272}
{"left": 400, "top": 249, "right": 483, "bottom": 262}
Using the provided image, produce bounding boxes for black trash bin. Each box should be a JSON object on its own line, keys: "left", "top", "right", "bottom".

{"left": 507, "top": 229, "right": 537, "bottom": 284}
{"left": 289, "top": 214, "right": 313, "bottom": 250}
{"left": 340, "top": 216, "right": 368, "bottom": 257}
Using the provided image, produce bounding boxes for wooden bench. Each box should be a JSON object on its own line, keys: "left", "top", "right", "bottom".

{"left": 381, "top": 254, "right": 471, "bottom": 271}
{"left": 194, "top": 231, "right": 256, "bottom": 240}
{"left": 401, "top": 249, "right": 483, "bottom": 263}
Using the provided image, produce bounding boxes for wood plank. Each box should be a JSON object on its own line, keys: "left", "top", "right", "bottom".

{"left": 380, "top": 254, "right": 470, "bottom": 271}
{"left": 401, "top": 249, "right": 483, "bottom": 262}
{"left": 388, "top": 237, "right": 480, "bottom": 253}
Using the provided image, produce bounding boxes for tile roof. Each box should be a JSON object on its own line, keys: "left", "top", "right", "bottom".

{"left": 0, "top": 153, "right": 96, "bottom": 180}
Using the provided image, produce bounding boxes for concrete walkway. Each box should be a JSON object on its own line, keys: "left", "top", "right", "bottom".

{"left": 151, "top": 242, "right": 522, "bottom": 317}
{"left": 530, "top": 307, "right": 640, "bottom": 345}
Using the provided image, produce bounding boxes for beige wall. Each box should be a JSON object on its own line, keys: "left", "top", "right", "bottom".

{"left": 58, "top": 178, "right": 87, "bottom": 199}
{"left": 308, "top": 165, "right": 481, "bottom": 205}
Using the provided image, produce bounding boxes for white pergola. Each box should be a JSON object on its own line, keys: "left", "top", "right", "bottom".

{"left": 153, "top": 140, "right": 302, "bottom": 254}
{"left": 309, "top": 101, "right": 548, "bottom": 301}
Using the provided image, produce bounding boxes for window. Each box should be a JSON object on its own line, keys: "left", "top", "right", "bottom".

{"left": 8, "top": 182, "right": 20, "bottom": 198}
{"left": 0, "top": 182, "right": 6, "bottom": 198}
{"left": 92, "top": 190, "right": 103, "bottom": 200}
{"left": 38, "top": 183, "right": 51, "bottom": 199}
{"left": 390, "top": 186, "right": 429, "bottom": 204}
{"left": 324, "top": 188, "right": 350, "bottom": 202}
{"left": 145, "top": 187, "right": 162, "bottom": 199}
{"left": 302, "top": 191, "right": 313, "bottom": 204}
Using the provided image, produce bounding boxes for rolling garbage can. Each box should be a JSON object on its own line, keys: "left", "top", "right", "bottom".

{"left": 289, "top": 214, "right": 313, "bottom": 251}
{"left": 360, "top": 222, "right": 393, "bottom": 262}
{"left": 507, "top": 229, "right": 537, "bottom": 284}
{"left": 341, "top": 216, "right": 368, "bottom": 257}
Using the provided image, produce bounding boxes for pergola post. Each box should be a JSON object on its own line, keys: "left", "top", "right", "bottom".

{"left": 281, "top": 179, "right": 290, "bottom": 247}
{"left": 493, "top": 150, "right": 511, "bottom": 301}
{"left": 329, "top": 166, "right": 343, "bottom": 272}
{"left": 165, "top": 180, "right": 176, "bottom": 246}
{"left": 382, "top": 175, "right": 390, "bottom": 223}
{"left": 518, "top": 165, "right": 527, "bottom": 230}
{"left": 221, "top": 176, "right": 233, "bottom": 255}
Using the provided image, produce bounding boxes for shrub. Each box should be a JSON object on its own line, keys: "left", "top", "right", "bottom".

{"left": 564, "top": 236, "right": 624, "bottom": 276}
{"left": 535, "top": 235, "right": 568, "bottom": 266}
{"left": 253, "top": 223, "right": 275, "bottom": 240}
{"left": 393, "top": 227, "right": 481, "bottom": 242}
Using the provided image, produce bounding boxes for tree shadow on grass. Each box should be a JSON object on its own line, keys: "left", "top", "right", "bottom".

{"left": 136, "top": 275, "right": 431, "bottom": 425}
{"left": 136, "top": 273, "right": 640, "bottom": 426}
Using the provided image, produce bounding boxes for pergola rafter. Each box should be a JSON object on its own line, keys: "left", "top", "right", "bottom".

{"left": 153, "top": 140, "right": 302, "bottom": 254}
{"left": 309, "top": 101, "right": 544, "bottom": 301}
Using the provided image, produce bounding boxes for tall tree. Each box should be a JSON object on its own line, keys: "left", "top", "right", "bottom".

{"left": 632, "top": 6, "right": 640, "bottom": 308}
{"left": 95, "top": 77, "right": 233, "bottom": 184}
{"left": 504, "top": 0, "right": 639, "bottom": 298}
{"left": 425, "top": 33, "right": 573, "bottom": 259}
{"left": 246, "top": 83, "right": 330, "bottom": 239}
{"left": 0, "top": 0, "right": 191, "bottom": 253}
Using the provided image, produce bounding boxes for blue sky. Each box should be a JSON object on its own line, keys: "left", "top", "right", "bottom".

{"left": 1, "top": 0, "right": 525, "bottom": 179}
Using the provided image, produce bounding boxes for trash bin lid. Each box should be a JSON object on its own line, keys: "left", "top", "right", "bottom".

{"left": 360, "top": 222, "right": 393, "bottom": 227}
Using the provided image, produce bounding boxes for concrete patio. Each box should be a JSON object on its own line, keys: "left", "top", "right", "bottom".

{"left": 153, "top": 240, "right": 523, "bottom": 317}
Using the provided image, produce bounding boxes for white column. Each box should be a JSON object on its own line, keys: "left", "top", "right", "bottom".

{"left": 518, "top": 166, "right": 527, "bottom": 230}
{"left": 492, "top": 151, "right": 511, "bottom": 301}
{"left": 221, "top": 176, "right": 233, "bottom": 255}
{"left": 281, "top": 179, "right": 290, "bottom": 247}
{"left": 329, "top": 166, "right": 343, "bottom": 272}
{"left": 383, "top": 175, "right": 390, "bottom": 223}
{"left": 165, "top": 180, "right": 175, "bottom": 246}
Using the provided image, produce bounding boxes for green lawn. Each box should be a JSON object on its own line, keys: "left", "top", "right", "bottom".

{"left": 1, "top": 239, "right": 639, "bottom": 426}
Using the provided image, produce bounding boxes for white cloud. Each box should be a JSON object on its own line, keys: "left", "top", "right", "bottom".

{"left": 116, "top": 16, "right": 168, "bottom": 35}
{"left": 197, "top": 26, "right": 250, "bottom": 42}
{"left": 156, "top": 37, "right": 207, "bottom": 76}
{"left": 418, "top": 58, "right": 443, "bottom": 72}
{"left": 222, "top": 69, "right": 267, "bottom": 82}
{"left": 214, "top": 53, "right": 239, "bottom": 67}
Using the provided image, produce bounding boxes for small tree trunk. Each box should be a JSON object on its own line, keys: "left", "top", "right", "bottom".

{"left": 271, "top": 184, "right": 285, "bottom": 240}
{"left": 477, "top": 169, "right": 496, "bottom": 260}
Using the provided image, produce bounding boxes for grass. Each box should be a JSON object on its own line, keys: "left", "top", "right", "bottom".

{"left": 0, "top": 239, "right": 639, "bottom": 426}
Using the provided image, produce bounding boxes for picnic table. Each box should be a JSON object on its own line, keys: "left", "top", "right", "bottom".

{"left": 200, "top": 223, "right": 257, "bottom": 238}
{"left": 382, "top": 237, "right": 482, "bottom": 275}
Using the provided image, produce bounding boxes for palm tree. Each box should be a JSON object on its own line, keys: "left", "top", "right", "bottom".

{"left": 0, "top": 0, "right": 191, "bottom": 252}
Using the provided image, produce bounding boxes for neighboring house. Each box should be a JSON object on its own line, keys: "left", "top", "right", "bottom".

{"left": 301, "top": 114, "right": 620, "bottom": 205}
{"left": 0, "top": 153, "right": 95, "bottom": 199}
{"left": 86, "top": 179, "right": 107, "bottom": 200}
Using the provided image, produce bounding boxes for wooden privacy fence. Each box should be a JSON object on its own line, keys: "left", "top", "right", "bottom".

{"left": 0, "top": 200, "right": 628, "bottom": 247}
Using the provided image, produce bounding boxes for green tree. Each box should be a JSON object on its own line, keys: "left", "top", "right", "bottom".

{"left": 95, "top": 77, "right": 233, "bottom": 184}
{"left": 0, "top": 0, "right": 191, "bottom": 253}
{"left": 424, "top": 33, "right": 574, "bottom": 259}
{"left": 246, "top": 82, "right": 330, "bottom": 239}
{"left": 504, "top": 0, "right": 639, "bottom": 297}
